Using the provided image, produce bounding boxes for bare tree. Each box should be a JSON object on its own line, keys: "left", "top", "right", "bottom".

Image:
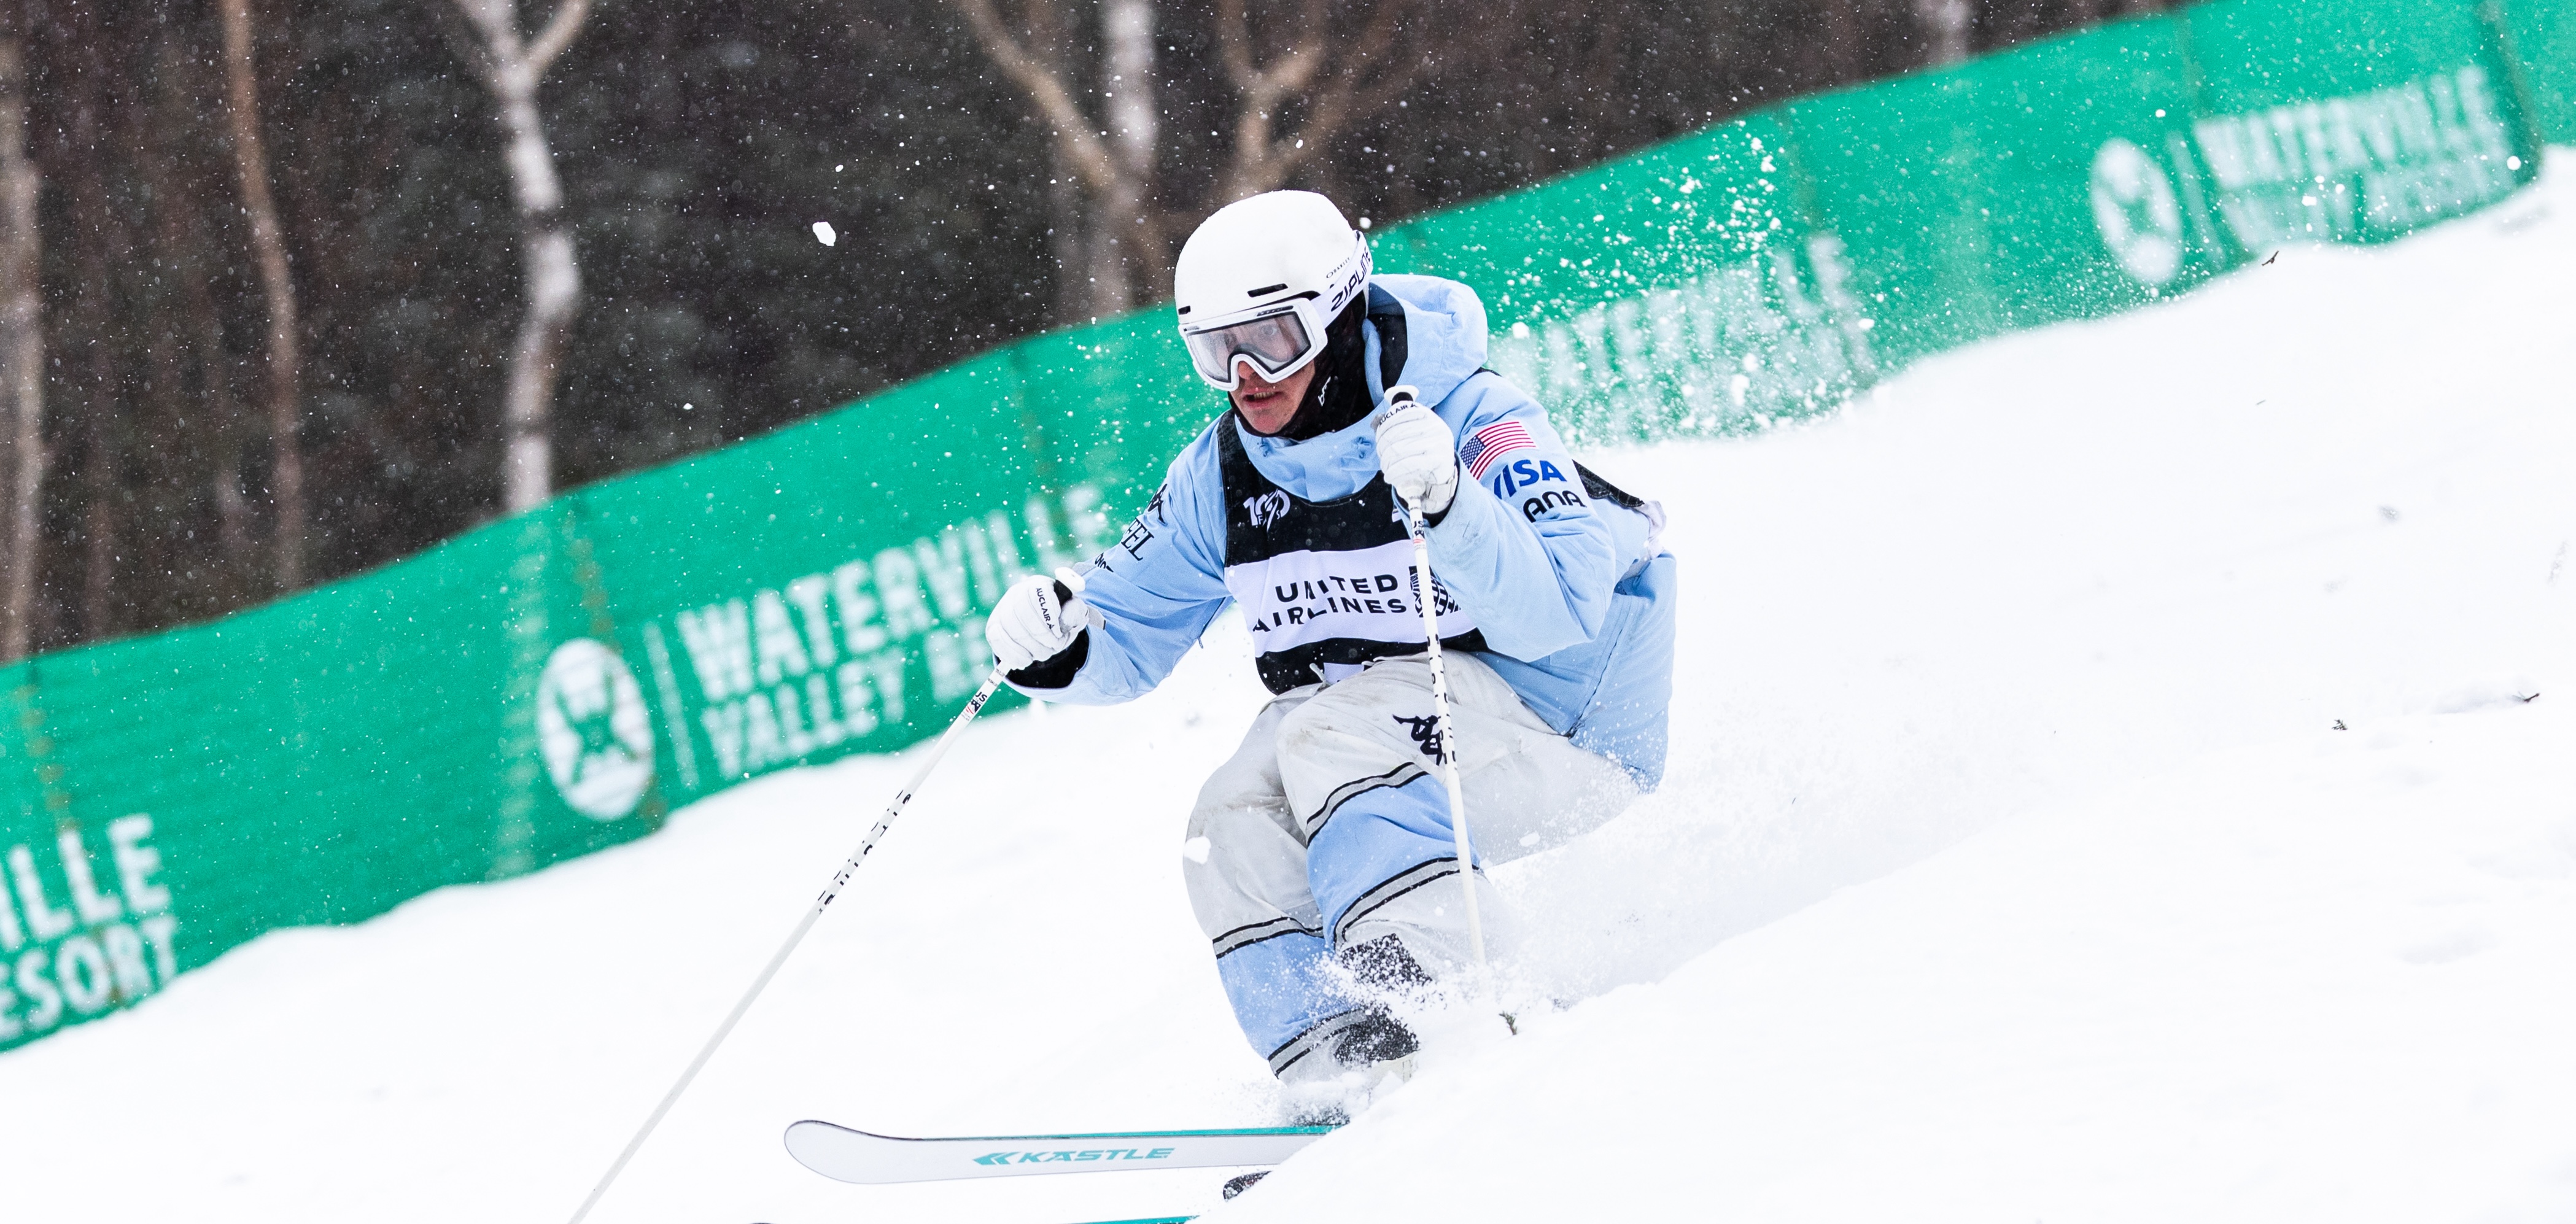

{"left": 0, "top": 27, "right": 40, "bottom": 662}
{"left": 947, "top": 0, "right": 1162, "bottom": 320}
{"left": 144, "top": 39, "right": 258, "bottom": 598}
{"left": 61, "top": 26, "right": 140, "bottom": 641}
{"left": 1210, "top": 0, "right": 1418, "bottom": 203}
{"left": 1914, "top": 0, "right": 1973, "bottom": 65}
{"left": 1096, "top": 0, "right": 1156, "bottom": 311}
{"left": 950, "top": 0, "right": 1421, "bottom": 319}
{"left": 448, "top": 0, "right": 590, "bottom": 512}
{"left": 218, "top": 0, "right": 308, "bottom": 589}
{"left": 0, "top": 0, "right": 2168, "bottom": 654}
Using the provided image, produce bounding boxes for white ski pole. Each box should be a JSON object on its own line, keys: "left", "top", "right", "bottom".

{"left": 1396, "top": 488, "right": 1498, "bottom": 1015}
{"left": 567, "top": 664, "right": 1011, "bottom": 1224}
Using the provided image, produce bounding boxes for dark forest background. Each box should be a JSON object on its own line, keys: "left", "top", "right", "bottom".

{"left": 0, "top": 0, "right": 2168, "bottom": 658}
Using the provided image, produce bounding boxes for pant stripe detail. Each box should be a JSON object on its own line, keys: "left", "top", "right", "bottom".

{"left": 1331, "top": 856, "right": 1467, "bottom": 948}
{"left": 1211, "top": 915, "right": 1324, "bottom": 959}
{"left": 1264, "top": 1005, "right": 1375, "bottom": 1077}
{"left": 1301, "top": 761, "right": 1429, "bottom": 836}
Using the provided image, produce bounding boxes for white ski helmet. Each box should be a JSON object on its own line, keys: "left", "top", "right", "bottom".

{"left": 1173, "top": 191, "right": 1371, "bottom": 391}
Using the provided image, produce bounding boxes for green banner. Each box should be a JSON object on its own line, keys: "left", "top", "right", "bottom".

{"left": 2502, "top": 0, "right": 2576, "bottom": 144}
{"left": 0, "top": 0, "right": 2551, "bottom": 1053}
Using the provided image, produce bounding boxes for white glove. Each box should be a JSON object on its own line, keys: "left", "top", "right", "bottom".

{"left": 987, "top": 568, "right": 1095, "bottom": 674}
{"left": 1373, "top": 385, "right": 1459, "bottom": 515}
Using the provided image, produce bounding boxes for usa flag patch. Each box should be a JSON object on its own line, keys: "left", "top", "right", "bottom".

{"left": 1457, "top": 420, "right": 1536, "bottom": 481}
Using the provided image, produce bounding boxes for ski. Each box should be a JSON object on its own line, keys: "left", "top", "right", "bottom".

{"left": 782, "top": 1120, "right": 1334, "bottom": 1184}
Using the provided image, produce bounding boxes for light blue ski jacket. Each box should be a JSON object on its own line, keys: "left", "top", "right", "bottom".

{"left": 1022, "top": 274, "right": 1677, "bottom": 788}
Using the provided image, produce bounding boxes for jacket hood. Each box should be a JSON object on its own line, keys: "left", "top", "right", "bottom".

{"left": 1364, "top": 273, "right": 1490, "bottom": 406}
{"left": 1232, "top": 273, "right": 1491, "bottom": 501}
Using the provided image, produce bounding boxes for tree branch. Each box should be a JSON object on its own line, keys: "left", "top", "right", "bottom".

{"left": 1216, "top": 0, "right": 1337, "bottom": 199}
{"left": 1214, "top": 0, "right": 1329, "bottom": 102}
{"left": 524, "top": 0, "right": 592, "bottom": 76}
{"left": 1274, "top": 0, "right": 1414, "bottom": 178}
{"left": 1221, "top": 0, "right": 1415, "bottom": 199}
{"left": 428, "top": 0, "right": 500, "bottom": 87}
{"left": 449, "top": 0, "right": 524, "bottom": 63}
{"left": 944, "top": 0, "right": 1122, "bottom": 195}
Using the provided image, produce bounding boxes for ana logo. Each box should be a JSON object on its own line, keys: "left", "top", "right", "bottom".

{"left": 1521, "top": 489, "right": 1584, "bottom": 520}
{"left": 1243, "top": 491, "right": 1292, "bottom": 531}
{"left": 536, "top": 638, "right": 654, "bottom": 820}
{"left": 2089, "top": 138, "right": 2185, "bottom": 287}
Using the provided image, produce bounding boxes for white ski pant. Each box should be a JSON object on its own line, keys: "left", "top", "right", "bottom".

{"left": 1182, "top": 653, "right": 1637, "bottom": 1079}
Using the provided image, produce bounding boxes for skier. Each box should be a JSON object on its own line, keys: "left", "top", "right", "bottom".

{"left": 985, "top": 190, "right": 1675, "bottom": 1115}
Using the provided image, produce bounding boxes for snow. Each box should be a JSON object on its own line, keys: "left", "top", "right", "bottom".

{"left": 4, "top": 163, "right": 2570, "bottom": 1223}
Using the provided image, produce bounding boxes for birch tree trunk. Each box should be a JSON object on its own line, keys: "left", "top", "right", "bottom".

{"left": 0, "top": 31, "right": 41, "bottom": 662}
{"left": 1085, "top": 0, "right": 1154, "bottom": 317}
{"left": 218, "top": 0, "right": 307, "bottom": 589}
{"left": 948, "top": 0, "right": 1159, "bottom": 321}
{"left": 451, "top": 0, "right": 589, "bottom": 513}
{"left": 494, "top": 75, "right": 578, "bottom": 512}
{"left": 1914, "top": 0, "right": 1974, "bottom": 66}
{"left": 952, "top": 0, "right": 1423, "bottom": 317}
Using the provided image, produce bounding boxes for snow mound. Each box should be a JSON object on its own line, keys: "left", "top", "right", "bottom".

{"left": 1238, "top": 702, "right": 2576, "bottom": 1222}
{"left": 2, "top": 165, "right": 2570, "bottom": 1223}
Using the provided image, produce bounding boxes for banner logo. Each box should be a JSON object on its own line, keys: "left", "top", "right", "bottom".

{"left": 2188, "top": 64, "right": 2519, "bottom": 249}
{"left": 2090, "top": 138, "right": 2184, "bottom": 287}
{"left": 537, "top": 639, "right": 655, "bottom": 819}
{"left": 1481, "top": 230, "right": 1876, "bottom": 440}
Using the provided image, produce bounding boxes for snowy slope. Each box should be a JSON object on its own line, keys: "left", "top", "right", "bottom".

{"left": 2, "top": 167, "right": 2569, "bottom": 1223}
{"left": 1233, "top": 704, "right": 2576, "bottom": 1224}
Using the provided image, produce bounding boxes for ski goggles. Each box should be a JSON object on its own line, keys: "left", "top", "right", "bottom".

{"left": 1181, "top": 300, "right": 1330, "bottom": 392}
{"left": 1179, "top": 231, "right": 1373, "bottom": 392}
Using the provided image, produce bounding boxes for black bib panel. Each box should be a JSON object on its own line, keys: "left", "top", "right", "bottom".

{"left": 1214, "top": 419, "right": 1486, "bottom": 694}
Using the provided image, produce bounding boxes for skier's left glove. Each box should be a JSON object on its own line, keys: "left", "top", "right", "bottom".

{"left": 1373, "top": 385, "right": 1459, "bottom": 517}
{"left": 987, "top": 567, "right": 1096, "bottom": 688}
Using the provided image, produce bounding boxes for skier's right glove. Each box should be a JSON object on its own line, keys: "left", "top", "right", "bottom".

{"left": 987, "top": 567, "right": 1095, "bottom": 688}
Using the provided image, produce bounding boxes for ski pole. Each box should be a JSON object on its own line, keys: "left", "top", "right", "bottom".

{"left": 567, "top": 664, "right": 1011, "bottom": 1224}
{"left": 1397, "top": 489, "right": 1498, "bottom": 1015}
